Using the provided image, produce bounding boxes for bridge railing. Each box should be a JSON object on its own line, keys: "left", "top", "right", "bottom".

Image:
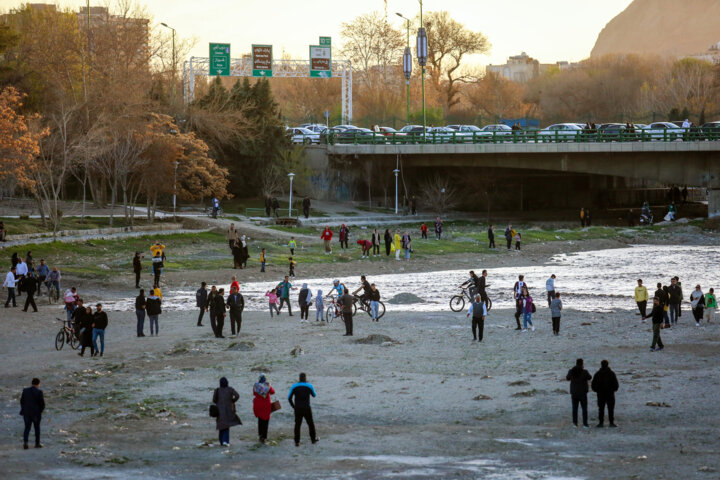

{"left": 316, "top": 127, "right": 720, "bottom": 145}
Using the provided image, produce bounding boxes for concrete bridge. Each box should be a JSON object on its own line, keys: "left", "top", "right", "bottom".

{"left": 308, "top": 141, "right": 720, "bottom": 217}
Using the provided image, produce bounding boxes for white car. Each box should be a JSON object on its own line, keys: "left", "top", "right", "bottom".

{"left": 645, "top": 122, "right": 685, "bottom": 141}
{"left": 478, "top": 124, "right": 513, "bottom": 136}
{"left": 538, "top": 123, "right": 583, "bottom": 141}
{"left": 299, "top": 123, "right": 328, "bottom": 134}
{"left": 286, "top": 127, "right": 319, "bottom": 144}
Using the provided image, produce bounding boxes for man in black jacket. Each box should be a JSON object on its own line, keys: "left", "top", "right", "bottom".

{"left": 302, "top": 197, "right": 311, "bottom": 218}
{"left": 667, "top": 277, "right": 683, "bottom": 325}
{"left": 591, "top": 360, "right": 619, "bottom": 427}
{"left": 226, "top": 285, "right": 244, "bottom": 336}
{"left": 132, "top": 252, "right": 143, "bottom": 288}
{"left": 196, "top": 282, "right": 207, "bottom": 326}
{"left": 21, "top": 275, "right": 38, "bottom": 313}
{"left": 92, "top": 304, "right": 109, "bottom": 357}
{"left": 340, "top": 291, "right": 354, "bottom": 336}
{"left": 288, "top": 372, "right": 318, "bottom": 447}
{"left": 211, "top": 288, "right": 226, "bottom": 338}
{"left": 650, "top": 297, "right": 665, "bottom": 351}
{"left": 566, "top": 358, "right": 592, "bottom": 428}
{"left": 20, "top": 378, "right": 45, "bottom": 449}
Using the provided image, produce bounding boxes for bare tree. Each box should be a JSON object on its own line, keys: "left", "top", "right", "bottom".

{"left": 418, "top": 176, "right": 459, "bottom": 215}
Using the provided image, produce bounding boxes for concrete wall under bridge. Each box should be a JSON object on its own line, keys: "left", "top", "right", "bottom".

{"left": 308, "top": 141, "right": 720, "bottom": 217}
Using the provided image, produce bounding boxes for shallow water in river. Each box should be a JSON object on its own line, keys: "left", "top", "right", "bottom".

{"left": 105, "top": 245, "right": 720, "bottom": 313}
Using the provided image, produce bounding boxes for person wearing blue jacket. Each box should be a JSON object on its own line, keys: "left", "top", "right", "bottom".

{"left": 288, "top": 372, "right": 318, "bottom": 446}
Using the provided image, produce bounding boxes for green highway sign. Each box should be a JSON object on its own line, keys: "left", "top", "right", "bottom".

{"left": 252, "top": 44, "right": 273, "bottom": 77}
{"left": 309, "top": 45, "right": 331, "bottom": 78}
{"left": 209, "top": 43, "right": 230, "bottom": 76}
{"left": 319, "top": 36, "right": 331, "bottom": 46}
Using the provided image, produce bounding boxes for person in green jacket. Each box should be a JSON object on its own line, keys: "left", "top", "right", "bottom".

{"left": 705, "top": 288, "right": 717, "bottom": 324}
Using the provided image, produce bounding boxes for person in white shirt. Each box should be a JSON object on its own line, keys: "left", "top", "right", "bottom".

{"left": 15, "top": 258, "right": 28, "bottom": 277}
{"left": 546, "top": 274, "right": 556, "bottom": 307}
{"left": 3, "top": 266, "right": 17, "bottom": 307}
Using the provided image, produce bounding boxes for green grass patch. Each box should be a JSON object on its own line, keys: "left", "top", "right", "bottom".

{"left": 0, "top": 216, "right": 176, "bottom": 236}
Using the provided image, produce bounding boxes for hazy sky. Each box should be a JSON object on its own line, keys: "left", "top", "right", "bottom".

{"left": 1, "top": 0, "right": 635, "bottom": 65}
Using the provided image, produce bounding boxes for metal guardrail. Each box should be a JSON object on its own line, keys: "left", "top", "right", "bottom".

{"left": 309, "top": 128, "right": 720, "bottom": 145}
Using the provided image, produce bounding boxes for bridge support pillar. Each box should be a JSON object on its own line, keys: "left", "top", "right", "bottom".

{"left": 708, "top": 188, "right": 720, "bottom": 218}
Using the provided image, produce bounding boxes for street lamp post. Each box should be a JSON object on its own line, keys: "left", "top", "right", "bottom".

{"left": 393, "top": 168, "right": 400, "bottom": 214}
{"left": 416, "top": 0, "right": 428, "bottom": 142}
{"left": 288, "top": 173, "right": 295, "bottom": 217}
{"left": 173, "top": 160, "right": 179, "bottom": 220}
{"left": 160, "top": 22, "right": 176, "bottom": 107}
{"left": 396, "top": 13, "right": 412, "bottom": 125}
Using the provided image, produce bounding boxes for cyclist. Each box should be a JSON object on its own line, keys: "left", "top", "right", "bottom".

{"left": 46, "top": 267, "right": 61, "bottom": 300}
{"left": 326, "top": 279, "right": 346, "bottom": 317}
{"left": 352, "top": 275, "right": 373, "bottom": 306}
{"left": 460, "top": 271, "right": 483, "bottom": 299}
{"left": 63, "top": 287, "right": 79, "bottom": 327}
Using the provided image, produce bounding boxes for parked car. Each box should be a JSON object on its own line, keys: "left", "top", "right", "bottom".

{"left": 537, "top": 123, "right": 584, "bottom": 141}
{"left": 299, "top": 123, "right": 328, "bottom": 134}
{"left": 478, "top": 124, "right": 513, "bottom": 136}
{"left": 286, "top": 127, "right": 320, "bottom": 144}
{"left": 645, "top": 121, "right": 685, "bottom": 141}
{"left": 377, "top": 126, "right": 406, "bottom": 137}
{"left": 597, "top": 123, "right": 635, "bottom": 141}
{"left": 700, "top": 121, "right": 720, "bottom": 140}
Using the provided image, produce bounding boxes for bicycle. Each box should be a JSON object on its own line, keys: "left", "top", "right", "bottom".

{"left": 54, "top": 318, "right": 79, "bottom": 351}
{"left": 324, "top": 296, "right": 357, "bottom": 323}
{"left": 449, "top": 287, "right": 493, "bottom": 312}
{"left": 353, "top": 295, "right": 386, "bottom": 319}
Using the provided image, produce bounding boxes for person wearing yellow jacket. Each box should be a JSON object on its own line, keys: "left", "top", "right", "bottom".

{"left": 393, "top": 231, "right": 402, "bottom": 261}
{"left": 634, "top": 279, "right": 648, "bottom": 320}
{"left": 150, "top": 241, "right": 165, "bottom": 258}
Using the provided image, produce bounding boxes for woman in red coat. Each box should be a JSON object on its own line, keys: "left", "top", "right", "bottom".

{"left": 253, "top": 374, "right": 275, "bottom": 443}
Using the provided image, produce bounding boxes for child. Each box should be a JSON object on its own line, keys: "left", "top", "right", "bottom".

{"left": 260, "top": 248, "right": 266, "bottom": 273}
{"left": 265, "top": 290, "right": 280, "bottom": 317}
{"left": 420, "top": 223, "right": 428, "bottom": 239}
{"left": 315, "top": 289, "right": 324, "bottom": 321}
{"left": 288, "top": 257, "right": 295, "bottom": 277}
{"left": 705, "top": 288, "right": 717, "bottom": 323}
{"left": 289, "top": 237, "right": 297, "bottom": 256}
{"left": 514, "top": 231, "right": 522, "bottom": 251}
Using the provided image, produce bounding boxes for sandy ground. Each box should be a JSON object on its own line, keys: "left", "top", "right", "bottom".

{"left": 1, "top": 232, "right": 719, "bottom": 479}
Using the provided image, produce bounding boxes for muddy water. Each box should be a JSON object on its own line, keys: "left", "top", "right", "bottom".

{"left": 104, "top": 245, "right": 720, "bottom": 313}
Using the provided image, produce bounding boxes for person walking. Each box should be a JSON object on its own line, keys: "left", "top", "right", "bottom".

{"left": 649, "top": 296, "right": 665, "bottom": 352}
{"left": 521, "top": 286, "right": 534, "bottom": 332}
{"left": 466, "top": 294, "right": 487, "bottom": 342}
{"left": 340, "top": 289, "right": 354, "bottom": 336}
{"left": 212, "top": 377, "right": 241, "bottom": 447}
{"left": 132, "top": 252, "right": 143, "bottom": 288}
{"left": 384, "top": 229, "right": 392, "bottom": 256}
{"left": 226, "top": 285, "right": 245, "bottom": 336}
{"left": 667, "top": 277, "right": 683, "bottom": 325}
{"left": 288, "top": 237, "right": 297, "bottom": 256}
{"left": 566, "top": 358, "right": 591, "bottom": 428}
{"left": 635, "top": 279, "right": 648, "bottom": 320}
{"left": 420, "top": 223, "right": 428, "bottom": 240}
{"left": 339, "top": 224, "right": 350, "bottom": 250}
{"left": 369, "top": 284, "right": 381, "bottom": 322}
{"left": 211, "top": 288, "right": 227, "bottom": 338}
{"left": 20, "top": 378, "right": 45, "bottom": 449}
{"left": 371, "top": 229, "right": 381, "bottom": 257}
{"left": 487, "top": 225, "right": 495, "bottom": 249}
{"left": 21, "top": 275, "right": 37, "bottom": 313}
{"left": 265, "top": 195, "right": 272, "bottom": 217}
{"left": 591, "top": 360, "right": 619, "bottom": 428}
{"left": 196, "top": 282, "right": 208, "bottom": 326}
{"left": 260, "top": 248, "right": 267, "bottom": 273}
{"left": 288, "top": 257, "right": 295, "bottom": 277}
{"left": 36, "top": 259, "right": 49, "bottom": 294}
{"left": 690, "top": 284, "right": 705, "bottom": 327}
{"left": 91, "top": 303, "right": 108, "bottom": 357}
{"left": 546, "top": 274, "right": 556, "bottom": 307}
{"left": 253, "top": 374, "right": 276, "bottom": 443}
{"left": 512, "top": 275, "right": 526, "bottom": 330}
{"left": 146, "top": 289, "right": 162, "bottom": 336}
{"left": 313, "top": 289, "right": 323, "bottom": 321}
{"left": 151, "top": 251, "right": 163, "bottom": 288}
{"left": 226, "top": 224, "right": 237, "bottom": 250}
{"left": 550, "top": 292, "right": 563, "bottom": 335}
{"left": 302, "top": 196, "right": 311, "bottom": 218}
{"left": 705, "top": 288, "right": 717, "bottom": 323}
{"left": 402, "top": 232, "right": 412, "bottom": 261}
{"left": 277, "top": 276, "right": 296, "bottom": 316}
{"left": 77, "top": 306, "right": 94, "bottom": 357}
{"left": 580, "top": 207, "right": 586, "bottom": 227}
{"left": 504, "top": 225, "right": 513, "bottom": 250}
{"left": 271, "top": 197, "right": 280, "bottom": 217}
{"left": 320, "top": 226, "right": 333, "bottom": 254}
{"left": 393, "top": 231, "right": 402, "bottom": 261}
{"left": 434, "top": 217, "right": 443, "bottom": 240}
{"left": 4, "top": 265, "right": 17, "bottom": 308}
{"left": 298, "top": 283, "right": 312, "bottom": 321}
{"left": 288, "top": 373, "right": 318, "bottom": 447}
{"left": 265, "top": 289, "right": 280, "bottom": 317}
{"left": 135, "top": 289, "right": 147, "bottom": 337}
{"left": 514, "top": 230, "right": 522, "bottom": 251}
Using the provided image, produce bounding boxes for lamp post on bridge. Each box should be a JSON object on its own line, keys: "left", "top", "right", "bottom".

{"left": 393, "top": 168, "right": 400, "bottom": 214}
{"left": 416, "top": 0, "right": 428, "bottom": 142}
{"left": 396, "top": 12, "right": 412, "bottom": 125}
{"left": 288, "top": 173, "right": 295, "bottom": 217}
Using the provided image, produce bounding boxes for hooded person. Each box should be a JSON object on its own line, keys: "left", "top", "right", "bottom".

{"left": 252, "top": 374, "right": 276, "bottom": 444}
{"left": 339, "top": 224, "right": 350, "bottom": 250}
{"left": 212, "top": 377, "right": 241, "bottom": 447}
{"left": 240, "top": 235, "right": 249, "bottom": 268}
{"left": 298, "top": 283, "right": 312, "bottom": 321}
{"left": 315, "top": 289, "right": 324, "bottom": 321}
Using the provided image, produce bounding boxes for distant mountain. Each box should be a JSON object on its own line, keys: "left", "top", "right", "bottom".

{"left": 591, "top": 0, "right": 720, "bottom": 58}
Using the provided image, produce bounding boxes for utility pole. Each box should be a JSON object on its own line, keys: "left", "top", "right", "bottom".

{"left": 161, "top": 23, "right": 177, "bottom": 107}
{"left": 396, "top": 13, "right": 412, "bottom": 125}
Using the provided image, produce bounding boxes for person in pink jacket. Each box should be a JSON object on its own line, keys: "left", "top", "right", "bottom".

{"left": 265, "top": 290, "right": 280, "bottom": 317}
{"left": 253, "top": 374, "right": 276, "bottom": 444}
